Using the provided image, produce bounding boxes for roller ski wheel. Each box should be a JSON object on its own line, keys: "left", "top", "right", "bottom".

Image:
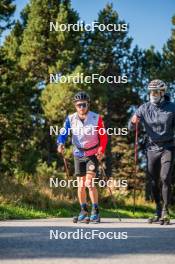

{"left": 148, "top": 215, "right": 160, "bottom": 224}
{"left": 73, "top": 209, "right": 90, "bottom": 224}
{"left": 148, "top": 206, "right": 161, "bottom": 224}
{"left": 160, "top": 216, "right": 170, "bottom": 225}
{"left": 92, "top": 217, "right": 101, "bottom": 223}
{"left": 73, "top": 216, "right": 90, "bottom": 224}
{"left": 73, "top": 216, "right": 78, "bottom": 223}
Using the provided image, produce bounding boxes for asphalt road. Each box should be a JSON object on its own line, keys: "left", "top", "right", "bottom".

{"left": 0, "top": 218, "right": 175, "bottom": 264}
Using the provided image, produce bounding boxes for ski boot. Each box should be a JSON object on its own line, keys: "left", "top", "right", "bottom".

{"left": 160, "top": 209, "right": 170, "bottom": 225}
{"left": 90, "top": 208, "right": 100, "bottom": 223}
{"left": 73, "top": 208, "right": 90, "bottom": 224}
{"left": 148, "top": 206, "right": 161, "bottom": 224}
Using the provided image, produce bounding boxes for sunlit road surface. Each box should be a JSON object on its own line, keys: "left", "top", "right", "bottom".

{"left": 0, "top": 218, "right": 175, "bottom": 264}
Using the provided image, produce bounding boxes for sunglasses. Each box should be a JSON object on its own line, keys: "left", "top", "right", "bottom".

{"left": 76, "top": 103, "right": 88, "bottom": 109}
{"left": 149, "top": 90, "right": 162, "bottom": 96}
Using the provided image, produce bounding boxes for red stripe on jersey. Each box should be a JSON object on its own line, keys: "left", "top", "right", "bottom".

{"left": 97, "top": 116, "right": 108, "bottom": 154}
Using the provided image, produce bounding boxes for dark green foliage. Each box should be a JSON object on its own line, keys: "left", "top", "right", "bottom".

{"left": 0, "top": 1, "right": 175, "bottom": 207}
{"left": 0, "top": 0, "right": 15, "bottom": 34}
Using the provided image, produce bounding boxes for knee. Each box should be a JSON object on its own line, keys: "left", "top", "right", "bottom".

{"left": 161, "top": 176, "right": 169, "bottom": 186}
{"left": 78, "top": 185, "right": 86, "bottom": 193}
{"left": 78, "top": 180, "right": 86, "bottom": 192}
{"left": 85, "top": 179, "right": 95, "bottom": 191}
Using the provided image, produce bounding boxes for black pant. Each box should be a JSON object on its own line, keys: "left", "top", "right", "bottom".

{"left": 147, "top": 148, "right": 175, "bottom": 209}
{"left": 74, "top": 155, "right": 98, "bottom": 177}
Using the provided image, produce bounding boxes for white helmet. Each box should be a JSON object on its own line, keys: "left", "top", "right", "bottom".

{"left": 148, "top": 79, "right": 167, "bottom": 92}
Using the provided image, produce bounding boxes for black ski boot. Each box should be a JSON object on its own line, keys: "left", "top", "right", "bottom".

{"left": 160, "top": 209, "right": 170, "bottom": 225}
{"left": 148, "top": 205, "right": 161, "bottom": 224}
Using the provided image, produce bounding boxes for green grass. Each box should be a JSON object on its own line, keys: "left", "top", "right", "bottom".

{"left": 1, "top": 202, "right": 175, "bottom": 220}
{"left": 0, "top": 204, "right": 49, "bottom": 220}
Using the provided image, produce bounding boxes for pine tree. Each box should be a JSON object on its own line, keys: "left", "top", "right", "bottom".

{"left": 0, "top": 0, "right": 15, "bottom": 35}
{"left": 0, "top": 0, "right": 16, "bottom": 172}
{"left": 0, "top": 7, "right": 41, "bottom": 175}
{"left": 40, "top": 1, "right": 84, "bottom": 163}
{"left": 84, "top": 4, "right": 137, "bottom": 177}
{"left": 20, "top": 0, "right": 81, "bottom": 82}
{"left": 19, "top": 0, "right": 83, "bottom": 164}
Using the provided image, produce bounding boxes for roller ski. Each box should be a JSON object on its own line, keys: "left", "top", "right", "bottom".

{"left": 160, "top": 210, "right": 170, "bottom": 225}
{"left": 148, "top": 214, "right": 161, "bottom": 224}
{"left": 73, "top": 209, "right": 90, "bottom": 224}
{"left": 148, "top": 206, "right": 161, "bottom": 224}
{"left": 90, "top": 208, "right": 101, "bottom": 223}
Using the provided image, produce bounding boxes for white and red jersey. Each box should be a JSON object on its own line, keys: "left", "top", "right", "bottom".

{"left": 57, "top": 111, "right": 108, "bottom": 157}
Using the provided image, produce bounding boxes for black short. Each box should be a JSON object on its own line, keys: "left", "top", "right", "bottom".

{"left": 74, "top": 155, "right": 98, "bottom": 177}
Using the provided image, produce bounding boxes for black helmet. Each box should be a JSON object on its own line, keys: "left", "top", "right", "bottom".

{"left": 148, "top": 79, "right": 167, "bottom": 92}
{"left": 73, "top": 91, "right": 90, "bottom": 102}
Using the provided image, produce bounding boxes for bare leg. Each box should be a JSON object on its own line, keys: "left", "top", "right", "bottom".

{"left": 77, "top": 176, "right": 87, "bottom": 204}
{"left": 85, "top": 172, "right": 98, "bottom": 204}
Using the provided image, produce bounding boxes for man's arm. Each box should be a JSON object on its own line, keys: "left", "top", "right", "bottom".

{"left": 128, "top": 105, "right": 143, "bottom": 131}
{"left": 57, "top": 116, "right": 71, "bottom": 153}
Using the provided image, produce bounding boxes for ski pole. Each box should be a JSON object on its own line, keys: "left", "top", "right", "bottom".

{"left": 60, "top": 152, "right": 75, "bottom": 198}
{"left": 100, "top": 161, "right": 121, "bottom": 221}
{"left": 61, "top": 153, "right": 70, "bottom": 179}
{"left": 133, "top": 121, "right": 138, "bottom": 215}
